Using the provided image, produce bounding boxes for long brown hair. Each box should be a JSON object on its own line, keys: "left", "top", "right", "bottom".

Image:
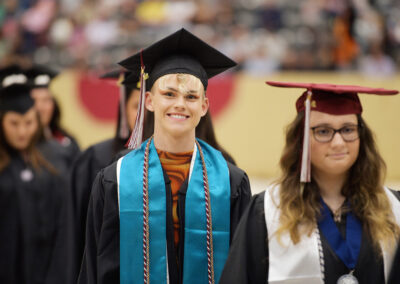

{"left": 0, "top": 110, "right": 57, "bottom": 174}
{"left": 276, "top": 112, "right": 399, "bottom": 248}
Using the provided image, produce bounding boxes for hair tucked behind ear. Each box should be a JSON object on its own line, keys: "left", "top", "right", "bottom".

{"left": 275, "top": 112, "right": 399, "bottom": 249}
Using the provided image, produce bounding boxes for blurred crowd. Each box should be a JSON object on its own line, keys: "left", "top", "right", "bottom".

{"left": 1, "top": 0, "right": 399, "bottom": 76}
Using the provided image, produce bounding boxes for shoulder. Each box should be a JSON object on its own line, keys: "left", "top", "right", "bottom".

{"left": 113, "top": 148, "right": 132, "bottom": 162}
{"left": 91, "top": 161, "right": 118, "bottom": 191}
{"left": 388, "top": 188, "right": 400, "bottom": 202}
{"left": 100, "top": 160, "right": 119, "bottom": 184}
{"left": 76, "top": 139, "right": 115, "bottom": 167}
{"left": 227, "top": 162, "right": 250, "bottom": 196}
{"left": 90, "top": 161, "right": 119, "bottom": 205}
{"left": 91, "top": 138, "right": 114, "bottom": 154}
{"left": 234, "top": 191, "right": 267, "bottom": 235}
{"left": 227, "top": 162, "right": 248, "bottom": 183}
{"left": 249, "top": 191, "right": 266, "bottom": 215}
{"left": 252, "top": 191, "right": 265, "bottom": 204}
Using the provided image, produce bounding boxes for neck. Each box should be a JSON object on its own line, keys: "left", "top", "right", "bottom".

{"left": 313, "top": 170, "right": 347, "bottom": 211}
{"left": 19, "top": 150, "right": 29, "bottom": 163}
{"left": 153, "top": 130, "right": 195, "bottom": 153}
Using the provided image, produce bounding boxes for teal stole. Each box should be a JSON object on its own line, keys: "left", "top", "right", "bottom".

{"left": 118, "top": 138, "right": 231, "bottom": 284}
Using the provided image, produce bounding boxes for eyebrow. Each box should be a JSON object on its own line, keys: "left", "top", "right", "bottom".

{"left": 166, "top": 87, "right": 200, "bottom": 94}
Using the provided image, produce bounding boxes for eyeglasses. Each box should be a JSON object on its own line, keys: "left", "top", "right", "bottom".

{"left": 310, "top": 124, "right": 360, "bottom": 143}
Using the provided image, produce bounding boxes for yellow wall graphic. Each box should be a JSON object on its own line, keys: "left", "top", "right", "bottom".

{"left": 51, "top": 71, "right": 400, "bottom": 182}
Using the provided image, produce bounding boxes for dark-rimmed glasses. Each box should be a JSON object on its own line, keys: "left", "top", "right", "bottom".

{"left": 310, "top": 124, "right": 360, "bottom": 143}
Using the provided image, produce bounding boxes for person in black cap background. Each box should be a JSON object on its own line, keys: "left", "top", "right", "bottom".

{"left": 219, "top": 82, "right": 400, "bottom": 284}
{"left": 78, "top": 28, "right": 250, "bottom": 284}
{"left": 26, "top": 65, "right": 81, "bottom": 169}
{"left": 0, "top": 71, "right": 68, "bottom": 283}
{"left": 66, "top": 70, "right": 146, "bottom": 284}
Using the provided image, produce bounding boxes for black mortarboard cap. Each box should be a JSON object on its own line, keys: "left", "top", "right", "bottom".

{"left": 0, "top": 83, "right": 34, "bottom": 114}
{"left": 100, "top": 69, "right": 141, "bottom": 139}
{"left": 121, "top": 72, "right": 141, "bottom": 90}
{"left": 25, "top": 65, "right": 59, "bottom": 88}
{"left": 100, "top": 69, "right": 125, "bottom": 80}
{"left": 0, "top": 64, "right": 24, "bottom": 84}
{"left": 118, "top": 28, "right": 236, "bottom": 90}
{"left": 100, "top": 69, "right": 140, "bottom": 88}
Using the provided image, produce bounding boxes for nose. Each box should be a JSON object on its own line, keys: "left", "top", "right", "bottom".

{"left": 174, "top": 95, "right": 186, "bottom": 110}
{"left": 17, "top": 123, "right": 29, "bottom": 137}
{"left": 330, "top": 131, "right": 346, "bottom": 147}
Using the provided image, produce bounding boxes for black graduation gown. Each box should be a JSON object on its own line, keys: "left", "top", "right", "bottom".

{"left": 67, "top": 138, "right": 117, "bottom": 283}
{"left": 219, "top": 190, "right": 400, "bottom": 284}
{"left": 389, "top": 239, "right": 400, "bottom": 284}
{"left": 0, "top": 151, "right": 67, "bottom": 284}
{"left": 77, "top": 160, "right": 251, "bottom": 284}
{"left": 37, "top": 139, "right": 70, "bottom": 174}
{"left": 56, "top": 134, "right": 81, "bottom": 169}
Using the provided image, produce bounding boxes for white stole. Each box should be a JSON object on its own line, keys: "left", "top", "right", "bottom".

{"left": 264, "top": 185, "right": 400, "bottom": 284}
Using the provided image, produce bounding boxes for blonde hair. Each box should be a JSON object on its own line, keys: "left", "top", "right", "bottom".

{"left": 152, "top": 73, "right": 204, "bottom": 96}
{"left": 275, "top": 112, "right": 399, "bottom": 250}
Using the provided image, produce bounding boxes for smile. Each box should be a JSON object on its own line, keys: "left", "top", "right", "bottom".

{"left": 167, "top": 113, "right": 189, "bottom": 120}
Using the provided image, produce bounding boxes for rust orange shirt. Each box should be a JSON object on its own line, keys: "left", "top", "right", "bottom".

{"left": 157, "top": 149, "right": 193, "bottom": 248}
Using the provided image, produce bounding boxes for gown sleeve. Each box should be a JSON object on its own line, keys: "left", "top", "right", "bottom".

{"left": 77, "top": 170, "right": 106, "bottom": 284}
{"left": 77, "top": 163, "right": 120, "bottom": 284}
{"left": 68, "top": 140, "right": 117, "bottom": 283}
{"left": 219, "top": 192, "right": 268, "bottom": 284}
{"left": 67, "top": 147, "right": 96, "bottom": 283}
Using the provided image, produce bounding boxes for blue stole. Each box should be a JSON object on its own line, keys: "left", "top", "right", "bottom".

{"left": 118, "top": 138, "right": 231, "bottom": 284}
{"left": 318, "top": 199, "right": 362, "bottom": 269}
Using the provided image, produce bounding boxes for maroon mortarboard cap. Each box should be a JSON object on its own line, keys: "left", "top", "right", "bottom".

{"left": 267, "top": 81, "right": 398, "bottom": 115}
{"left": 266, "top": 81, "right": 399, "bottom": 183}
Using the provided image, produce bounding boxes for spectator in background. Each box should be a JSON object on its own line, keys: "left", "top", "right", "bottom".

{"left": 359, "top": 41, "right": 396, "bottom": 77}
{"left": 1, "top": 0, "right": 400, "bottom": 72}
{"left": 26, "top": 65, "right": 80, "bottom": 168}
{"left": 332, "top": 3, "right": 359, "bottom": 69}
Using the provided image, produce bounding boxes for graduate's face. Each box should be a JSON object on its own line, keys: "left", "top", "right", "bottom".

{"left": 2, "top": 108, "right": 39, "bottom": 151}
{"left": 31, "top": 88, "right": 54, "bottom": 127}
{"left": 126, "top": 89, "right": 140, "bottom": 131}
{"left": 310, "top": 111, "right": 359, "bottom": 178}
{"left": 145, "top": 74, "right": 209, "bottom": 139}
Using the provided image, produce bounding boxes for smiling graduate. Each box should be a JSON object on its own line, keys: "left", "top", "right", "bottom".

{"left": 77, "top": 28, "right": 251, "bottom": 284}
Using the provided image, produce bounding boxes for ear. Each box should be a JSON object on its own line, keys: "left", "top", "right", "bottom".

{"left": 145, "top": 91, "right": 154, "bottom": 112}
{"left": 201, "top": 96, "right": 209, "bottom": 117}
